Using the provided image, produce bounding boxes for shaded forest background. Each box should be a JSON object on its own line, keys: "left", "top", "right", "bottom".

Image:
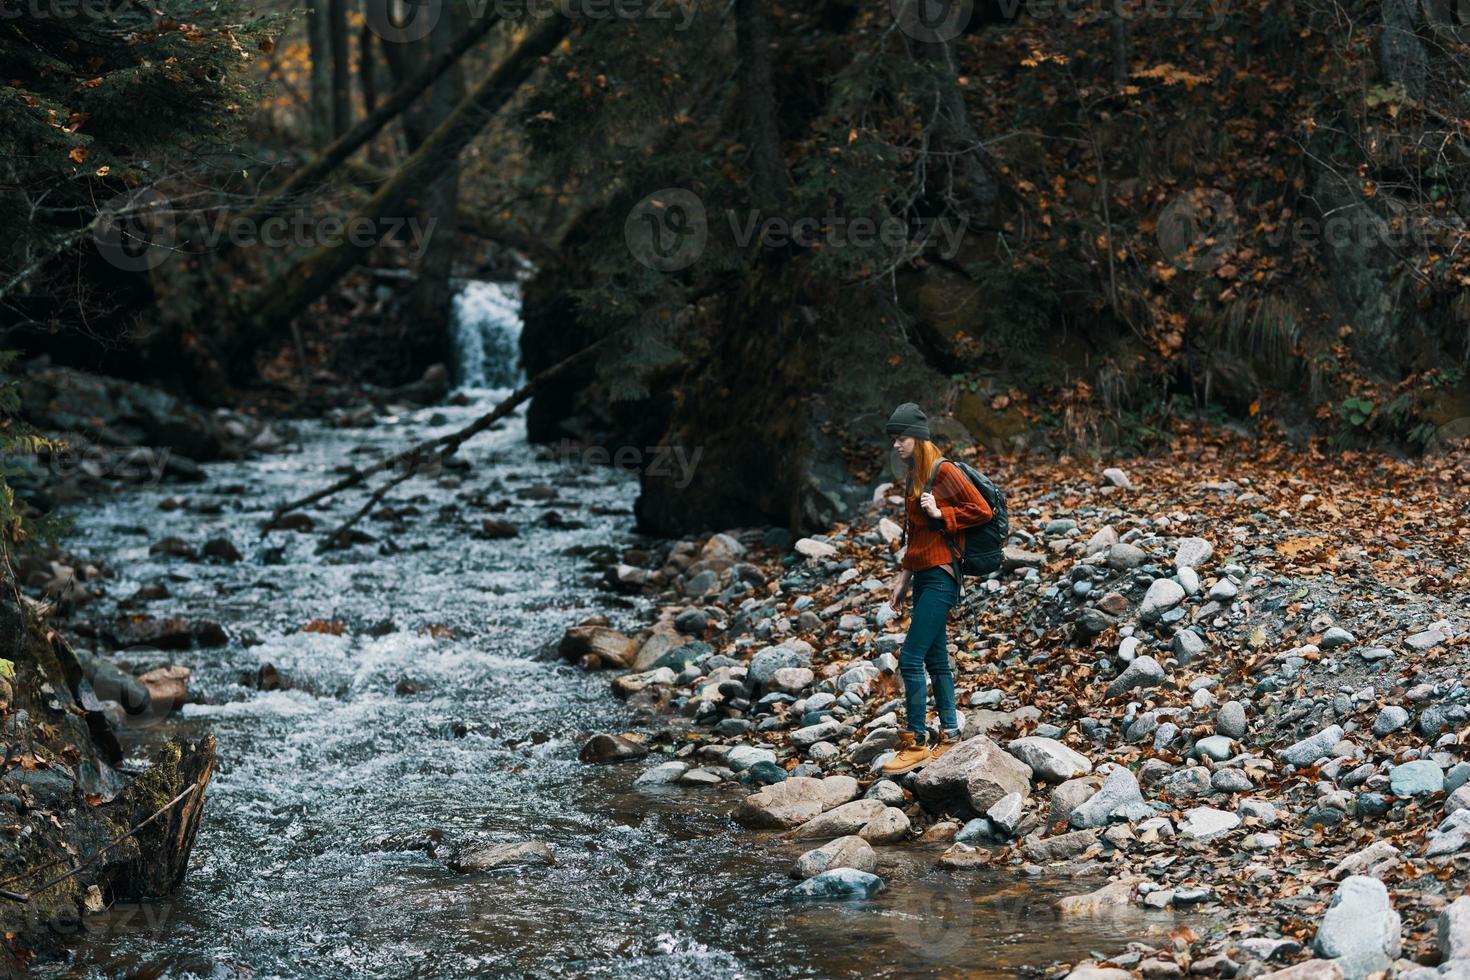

{"left": 2, "top": 0, "right": 1468, "bottom": 537}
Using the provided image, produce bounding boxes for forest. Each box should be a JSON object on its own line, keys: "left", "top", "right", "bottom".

{"left": 0, "top": 0, "right": 1467, "bottom": 975}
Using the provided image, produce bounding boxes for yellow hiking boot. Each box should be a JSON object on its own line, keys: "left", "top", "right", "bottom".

{"left": 882, "top": 731, "right": 932, "bottom": 776}
{"left": 927, "top": 727, "right": 962, "bottom": 761}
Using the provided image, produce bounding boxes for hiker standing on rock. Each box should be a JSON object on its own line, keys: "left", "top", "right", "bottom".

{"left": 883, "top": 402, "right": 993, "bottom": 775}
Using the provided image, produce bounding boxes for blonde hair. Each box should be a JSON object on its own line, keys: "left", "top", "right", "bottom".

{"left": 906, "top": 439, "right": 943, "bottom": 500}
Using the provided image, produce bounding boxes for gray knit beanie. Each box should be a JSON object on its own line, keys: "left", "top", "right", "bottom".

{"left": 885, "top": 402, "right": 931, "bottom": 440}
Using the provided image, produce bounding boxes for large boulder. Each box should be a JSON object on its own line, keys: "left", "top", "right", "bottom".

{"left": 790, "top": 799, "right": 888, "bottom": 840}
{"left": 914, "top": 735, "right": 1032, "bottom": 816}
{"left": 735, "top": 776, "right": 859, "bottom": 830}
{"left": 1007, "top": 737, "right": 1093, "bottom": 783}
{"left": 1311, "top": 875, "right": 1402, "bottom": 979}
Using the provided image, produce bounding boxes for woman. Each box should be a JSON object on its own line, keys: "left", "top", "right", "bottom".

{"left": 882, "top": 402, "right": 993, "bottom": 776}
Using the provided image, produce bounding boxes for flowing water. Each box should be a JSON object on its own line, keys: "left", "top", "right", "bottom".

{"left": 41, "top": 301, "right": 1184, "bottom": 978}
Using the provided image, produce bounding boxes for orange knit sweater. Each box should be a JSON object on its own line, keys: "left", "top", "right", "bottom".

{"left": 901, "top": 461, "right": 994, "bottom": 572}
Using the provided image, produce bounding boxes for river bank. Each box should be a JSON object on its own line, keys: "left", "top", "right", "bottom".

{"left": 569, "top": 433, "right": 1470, "bottom": 979}
{"left": 14, "top": 382, "right": 1182, "bottom": 977}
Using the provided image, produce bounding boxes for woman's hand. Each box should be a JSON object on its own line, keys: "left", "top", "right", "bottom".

{"left": 888, "top": 570, "right": 912, "bottom": 613}
{"left": 920, "top": 491, "right": 942, "bottom": 520}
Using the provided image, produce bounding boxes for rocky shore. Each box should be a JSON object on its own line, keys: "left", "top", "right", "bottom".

{"left": 568, "top": 436, "right": 1470, "bottom": 980}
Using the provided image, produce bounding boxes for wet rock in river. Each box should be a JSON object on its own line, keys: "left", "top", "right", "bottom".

{"left": 557, "top": 624, "right": 638, "bottom": 669}
{"left": 201, "top": 536, "right": 242, "bottom": 562}
{"left": 787, "top": 867, "right": 883, "bottom": 900}
{"left": 137, "top": 665, "right": 190, "bottom": 711}
{"left": 790, "top": 799, "right": 887, "bottom": 840}
{"left": 108, "top": 615, "right": 228, "bottom": 650}
{"left": 791, "top": 836, "right": 877, "bottom": 879}
{"left": 735, "top": 775, "right": 859, "bottom": 830}
{"left": 578, "top": 733, "right": 649, "bottom": 764}
{"left": 452, "top": 841, "right": 556, "bottom": 872}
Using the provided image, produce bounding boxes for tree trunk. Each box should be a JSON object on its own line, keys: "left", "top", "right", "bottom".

{"left": 1110, "top": 15, "right": 1128, "bottom": 85}
{"left": 900, "top": 1, "right": 997, "bottom": 217}
{"left": 232, "top": 12, "right": 500, "bottom": 235}
{"left": 403, "top": 5, "right": 466, "bottom": 351}
{"left": 203, "top": 15, "right": 569, "bottom": 387}
{"left": 734, "top": 0, "right": 789, "bottom": 210}
{"left": 306, "top": 0, "right": 333, "bottom": 144}
{"left": 328, "top": 0, "right": 353, "bottom": 138}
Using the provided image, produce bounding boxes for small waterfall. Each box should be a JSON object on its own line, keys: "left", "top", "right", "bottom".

{"left": 449, "top": 279, "right": 524, "bottom": 390}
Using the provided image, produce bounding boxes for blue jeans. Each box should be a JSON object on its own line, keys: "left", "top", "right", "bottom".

{"left": 899, "top": 567, "right": 960, "bottom": 742}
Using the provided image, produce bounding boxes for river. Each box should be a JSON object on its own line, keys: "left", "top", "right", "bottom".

{"left": 42, "top": 298, "right": 1178, "bottom": 978}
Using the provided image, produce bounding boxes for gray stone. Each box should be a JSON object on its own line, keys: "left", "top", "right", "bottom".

{"left": 748, "top": 645, "right": 810, "bottom": 688}
{"left": 1321, "top": 626, "right": 1356, "bottom": 649}
{"left": 1180, "top": 806, "right": 1241, "bottom": 841}
{"left": 1216, "top": 700, "right": 1248, "bottom": 738}
{"left": 1050, "top": 776, "right": 1103, "bottom": 828}
{"left": 1438, "top": 895, "right": 1470, "bottom": 962}
{"left": 1021, "top": 828, "right": 1099, "bottom": 862}
{"left": 792, "top": 720, "right": 844, "bottom": 749}
{"left": 986, "top": 792, "right": 1025, "bottom": 836}
{"left": 1106, "top": 655, "right": 1167, "bottom": 699}
{"left": 792, "top": 835, "right": 877, "bottom": 879}
{"left": 1311, "top": 875, "right": 1402, "bottom": 980}
{"left": 1208, "top": 578, "right": 1238, "bottom": 601}
{"left": 1006, "top": 736, "right": 1093, "bottom": 783}
{"left": 1102, "top": 467, "right": 1132, "bottom": 489}
{"left": 914, "top": 735, "right": 1033, "bottom": 816}
{"left": 454, "top": 841, "right": 556, "bottom": 871}
{"left": 633, "top": 761, "right": 689, "bottom": 786}
{"left": 787, "top": 867, "right": 883, "bottom": 900}
{"left": 1211, "top": 768, "right": 1253, "bottom": 793}
{"left": 791, "top": 799, "right": 888, "bottom": 840}
{"left": 726, "top": 745, "right": 777, "bottom": 772}
{"left": 858, "top": 807, "right": 910, "bottom": 844}
{"left": 1195, "top": 735, "right": 1234, "bottom": 762}
{"left": 1166, "top": 766, "right": 1214, "bottom": 797}
{"left": 1069, "top": 766, "right": 1153, "bottom": 828}
{"left": 1174, "top": 537, "right": 1214, "bottom": 570}
{"left": 1372, "top": 705, "right": 1410, "bottom": 737}
{"left": 735, "top": 775, "right": 859, "bottom": 830}
{"left": 1177, "top": 566, "right": 1201, "bottom": 596}
{"left": 1172, "top": 629, "right": 1206, "bottom": 663}
{"left": 1390, "top": 759, "right": 1444, "bottom": 796}
{"left": 1140, "top": 579, "right": 1186, "bottom": 623}
{"left": 1238, "top": 798, "right": 1280, "bottom": 825}
{"left": 1279, "top": 725, "right": 1345, "bottom": 766}
{"left": 770, "top": 666, "right": 816, "bottom": 694}
{"left": 1106, "top": 542, "right": 1148, "bottom": 571}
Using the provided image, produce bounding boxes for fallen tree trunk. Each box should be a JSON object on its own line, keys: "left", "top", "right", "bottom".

{"left": 230, "top": 13, "right": 504, "bottom": 238}
{"left": 208, "top": 15, "right": 570, "bottom": 383}
{"left": 264, "top": 328, "right": 615, "bottom": 530}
